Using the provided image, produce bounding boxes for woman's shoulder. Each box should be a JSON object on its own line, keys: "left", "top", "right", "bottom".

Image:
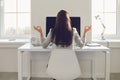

{"left": 50, "top": 28, "right": 53, "bottom": 31}
{"left": 73, "top": 28, "right": 77, "bottom": 33}
{"left": 49, "top": 28, "right": 53, "bottom": 32}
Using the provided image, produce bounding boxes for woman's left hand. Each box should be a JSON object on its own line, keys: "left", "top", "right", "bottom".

{"left": 33, "top": 26, "right": 44, "bottom": 37}
{"left": 33, "top": 26, "right": 42, "bottom": 33}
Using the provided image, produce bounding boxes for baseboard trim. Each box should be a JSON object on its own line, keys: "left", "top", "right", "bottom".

{"left": 31, "top": 73, "right": 105, "bottom": 78}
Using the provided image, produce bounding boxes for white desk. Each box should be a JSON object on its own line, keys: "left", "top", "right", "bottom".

{"left": 18, "top": 43, "right": 110, "bottom": 80}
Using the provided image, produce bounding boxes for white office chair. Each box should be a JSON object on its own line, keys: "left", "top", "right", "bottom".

{"left": 46, "top": 48, "right": 81, "bottom": 80}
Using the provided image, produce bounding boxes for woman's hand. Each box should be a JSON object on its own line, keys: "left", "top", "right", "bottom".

{"left": 83, "top": 25, "right": 92, "bottom": 38}
{"left": 84, "top": 25, "right": 92, "bottom": 33}
{"left": 33, "top": 26, "right": 44, "bottom": 37}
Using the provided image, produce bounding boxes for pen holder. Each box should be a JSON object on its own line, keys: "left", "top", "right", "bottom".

{"left": 31, "top": 37, "right": 41, "bottom": 46}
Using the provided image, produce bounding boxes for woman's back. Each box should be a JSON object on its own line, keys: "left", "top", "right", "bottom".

{"left": 42, "top": 28, "right": 84, "bottom": 49}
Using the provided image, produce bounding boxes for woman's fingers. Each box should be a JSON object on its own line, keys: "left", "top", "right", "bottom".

{"left": 34, "top": 26, "right": 40, "bottom": 30}
{"left": 88, "top": 25, "right": 92, "bottom": 30}
{"left": 33, "top": 26, "right": 42, "bottom": 33}
{"left": 86, "top": 25, "right": 91, "bottom": 30}
{"left": 84, "top": 25, "right": 92, "bottom": 33}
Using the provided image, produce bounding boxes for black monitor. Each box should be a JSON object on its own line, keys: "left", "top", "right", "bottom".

{"left": 46, "top": 17, "right": 81, "bottom": 36}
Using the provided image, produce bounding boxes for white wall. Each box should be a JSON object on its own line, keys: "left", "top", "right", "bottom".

{"left": 0, "top": 48, "right": 18, "bottom": 72}
{"left": 0, "top": 43, "right": 24, "bottom": 72}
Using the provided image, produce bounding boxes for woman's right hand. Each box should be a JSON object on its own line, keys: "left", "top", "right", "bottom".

{"left": 83, "top": 25, "right": 92, "bottom": 38}
{"left": 84, "top": 25, "right": 92, "bottom": 33}
{"left": 33, "top": 26, "right": 44, "bottom": 37}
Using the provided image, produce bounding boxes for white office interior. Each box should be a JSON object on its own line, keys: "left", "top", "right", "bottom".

{"left": 0, "top": 0, "right": 120, "bottom": 80}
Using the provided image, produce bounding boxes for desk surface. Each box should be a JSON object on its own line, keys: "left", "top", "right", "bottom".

{"left": 18, "top": 43, "right": 110, "bottom": 52}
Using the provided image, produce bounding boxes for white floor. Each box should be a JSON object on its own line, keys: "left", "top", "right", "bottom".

{"left": 0, "top": 72, "right": 120, "bottom": 80}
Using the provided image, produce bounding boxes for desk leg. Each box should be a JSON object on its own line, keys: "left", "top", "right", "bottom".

{"left": 27, "top": 51, "right": 31, "bottom": 80}
{"left": 105, "top": 51, "right": 110, "bottom": 80}
{"left": 18, "top": 51, "right": 23, "bottom": 80}
{"left": 92, "top": 52, "right": 96, "bottom": 80}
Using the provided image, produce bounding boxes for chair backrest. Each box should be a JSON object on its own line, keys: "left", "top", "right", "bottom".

{"left": 46, "top": 49, "right": 81, "bottom": 80}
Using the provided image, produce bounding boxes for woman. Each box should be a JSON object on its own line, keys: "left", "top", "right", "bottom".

{"left": 34, "top": 10, "right": 91, "bottom": 48}
{"left": 34, "top": 10, "right": 91, "bottom": 80}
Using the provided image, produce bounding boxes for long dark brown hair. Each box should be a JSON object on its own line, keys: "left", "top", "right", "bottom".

{"left": 51, "top": 10, "right": 73, "bottom": 47}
